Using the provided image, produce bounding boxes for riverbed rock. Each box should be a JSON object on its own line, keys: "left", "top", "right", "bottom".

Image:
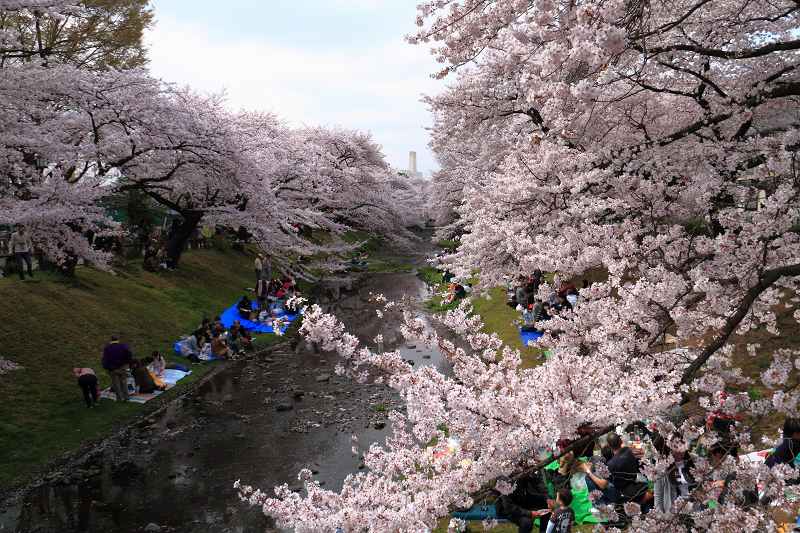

{"left": 315, "top": 374, "right": 331, "bottom": 382}
{"left": 276, "top": 401, "right": 294, "bottom": 412}
{"left": 144, "top": 523, "right": 161, "bottom": 532}
{"left": 373, "top": 421, "right": 386, "bottom": 430}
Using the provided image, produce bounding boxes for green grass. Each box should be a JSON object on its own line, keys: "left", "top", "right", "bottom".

{"left": 470, "top": 288, "right": 544, "bottom": 368}
{"left": 419, "top": 266, "right": 544, "bottom": 367}
{"left": 417, "top": 266, "right": 444, "bottom": 286}
{"left": 436, "top": 239, "right": 459, "bottom": 252}
{"left": 0, "top": 248, "right": 283, "bottom": 488}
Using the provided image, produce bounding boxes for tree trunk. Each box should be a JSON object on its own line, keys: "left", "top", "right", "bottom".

{"left": 165, "top": 210, "right": 203, "bottom": 268}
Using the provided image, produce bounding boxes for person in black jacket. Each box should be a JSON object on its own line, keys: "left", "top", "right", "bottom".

{"left": 766, "top": 417, "right": 800, "bottom": 470}
{"left": 606, "top": 433, "right": 647, "bottom": 502}
{"left": 496, "top": 470, "right": 551, "bottom": 533}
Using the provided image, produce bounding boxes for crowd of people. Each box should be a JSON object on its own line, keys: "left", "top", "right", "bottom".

{"left": 486, "top": 414, "right": 800, "bottom": 532}
{"left": 178, "top": 316, "right": 254, "bottom": 361}
{"left": 174, "top": 255, "right": 299, "bottom": 361}
{"left": 73, "top": 249, "right": 298, "bottom": 405}
{"left": 72, "top": 335, "right": 173, "bottom": 406}
{"left": 507, "top": 272, "right": 585, "bottom": 334}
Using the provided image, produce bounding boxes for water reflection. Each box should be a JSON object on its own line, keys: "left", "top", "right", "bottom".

{"left": 2, "top": 271, "right": 449, "bottom": 533}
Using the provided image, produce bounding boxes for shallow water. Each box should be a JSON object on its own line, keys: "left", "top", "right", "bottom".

{"left": 1, "top": 271, "right": 447, "bottom": 533}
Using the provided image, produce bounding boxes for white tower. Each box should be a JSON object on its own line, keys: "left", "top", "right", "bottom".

{"left": 408, "top": 151, "right": 422, "bottom": 178}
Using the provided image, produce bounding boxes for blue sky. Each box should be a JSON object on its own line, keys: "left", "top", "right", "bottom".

{"left": 146, "top": 0, "right": 441, "bottom": 175}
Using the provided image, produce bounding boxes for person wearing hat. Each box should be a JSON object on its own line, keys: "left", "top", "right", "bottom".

{"left": 9, "top": 223, "right": 34, "bottom": 280}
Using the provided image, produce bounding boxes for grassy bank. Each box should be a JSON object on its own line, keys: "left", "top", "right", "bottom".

{"left": 470, "top": 288, "right": 544, "bottom": 367}
{"left": 0, "top": 248, "right": 278, "bottom": 488}
{"left": 418, "top": 267, "right": 542, "bottom": 366}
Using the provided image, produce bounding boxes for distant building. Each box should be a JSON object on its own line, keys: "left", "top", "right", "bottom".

{"left": 406, "top": 151, "right": 424, "bottom": 179}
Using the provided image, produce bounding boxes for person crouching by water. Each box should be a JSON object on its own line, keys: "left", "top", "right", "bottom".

{"left": 73, "top": 368, "right": 98, "bottom": 408}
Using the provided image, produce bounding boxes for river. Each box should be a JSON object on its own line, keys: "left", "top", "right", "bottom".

{"left": 0, "top": 269, "right": 448, "bottom": 533}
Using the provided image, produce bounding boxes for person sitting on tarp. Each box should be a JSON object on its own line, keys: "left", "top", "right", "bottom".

{"left": 229, "top": 320, "right": 253, "bottom": 353}
{"left": 131, "top": 359, "right": 163, "bottom": 394}
{"left": 238, "top": 295, "right": 254, "bottom": 319}
{"left": 557, "top": 280, "right": 577, "bottom": 299}
{"left": 525, "top": 271, "right": 542, "bottom": 306}
{"left": 522, "top": 304, "right": 539, "bottom": 332}
{"left": 181, "top": 332, "right": 202, "bottom": 359}
{"left": 532, "top": 301, "right": 551, "bottom": 324}
{"left": 552, "top": 294, "right": 572, "bottom": 313}
{"left": 149, "top": 351, "right": 166, "bottom": 377}
{"left": 212, "top": 316, "right": 225, "bottom": 336}
{"left": 579, "top": 449, "right": 618, "bottom": 505}
{"left": 496, "top": 470, "right": 551, "bottom": 533}
{"left": 211, "top": 331, "right": 231, "bottom": 359}
{"left": 196, "top": 318, "right": 214, "bottom": 345}
{"left": 606, "top": 433, "right": 650, "bottom": 508}
{"left": 282, "top": 277, "right": 297, "bottom": 297}
{"left": 766, "top": 417, "right": 800, "bottom": 470}
{"left": 537, "top": 451, "right": 582, "bottom": 531}
{"left": 566, "top": 292, "right": 578, "bottom": 309}
{"left": 444, "top": 282, "right": 467, "bottom": 304}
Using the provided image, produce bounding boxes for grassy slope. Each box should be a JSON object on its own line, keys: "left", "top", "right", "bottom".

{"left": 419, "top": 265, "right": 542, "bottom": 367}
{"left": 470, "top": 287, "right": 544, "bottom": 368}
{"left": 0, "top": 247, "right": 276, "bottom": 488}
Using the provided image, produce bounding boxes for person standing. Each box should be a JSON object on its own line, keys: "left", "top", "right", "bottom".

{"left": 9, "top": 224, "right": 34, "bottom": 280}
{"left": 72, "top": 368, "right": 99, "bottom": 408}
{"left": 101, "top": 335, "right": 133, "bottom": 401}
{"left": 261, "top": 254, "right": 272, "bottom": 281}
{"left": 254, "top": 254, "right": 264, "bottom": 284}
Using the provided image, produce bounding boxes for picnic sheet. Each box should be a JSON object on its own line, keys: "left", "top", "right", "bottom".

{"left": 520, "top": 328, "right": 543, "bottom": 346}
{"left": 219, "top": 300, "right": 299, "bottom": 334}
{"left": 100, "top": 369, "right": 191, "bottom": 404}
{"left": 173, "top": 300, "right": 302, "bottom": 358}
{"left": 172, "top": 340, "right": 223, "bottom": 361}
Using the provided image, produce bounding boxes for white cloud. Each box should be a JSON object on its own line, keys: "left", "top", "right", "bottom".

{"left": 145, "top": 11, "right": 442, "bottom": 174}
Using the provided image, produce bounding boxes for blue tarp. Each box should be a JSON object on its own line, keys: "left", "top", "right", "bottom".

{"left": 452, "top": 504, "right": 500, "bottom": 521}
{"left": 174, "top": 299, "right": 302, "bottom": 357}
{"left": 219, "top": 299, "right": 299, "bottom": 334}
{"left": 520, "top": 329, "right": 543, "bottom": 346}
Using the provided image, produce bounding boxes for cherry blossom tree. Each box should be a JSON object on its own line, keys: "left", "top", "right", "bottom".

{"left": 0, "top": 0, "right": 152, "bottom": 69}
{"left": 0, "top": 1, "right": 418, "bottom": 273}
{"left": 240, "top": 0, "right": 800, "bottom": 531}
